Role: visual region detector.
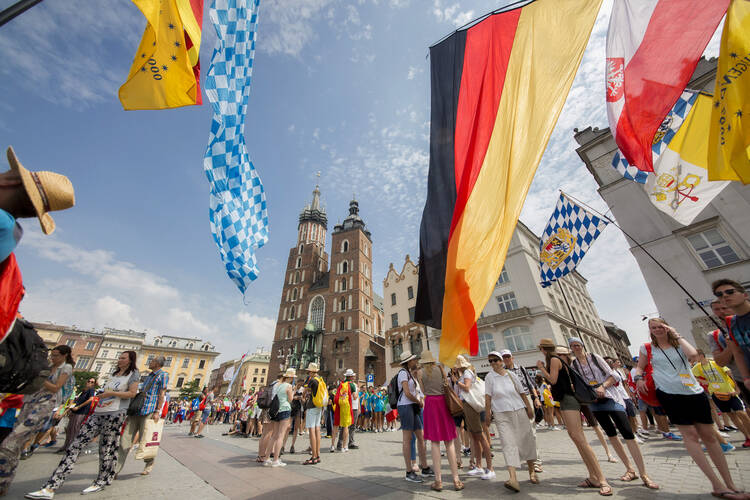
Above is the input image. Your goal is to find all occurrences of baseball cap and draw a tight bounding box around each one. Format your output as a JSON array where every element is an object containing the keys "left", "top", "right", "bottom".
[
  {"left": 488, "top": 351, "right": 502, "bottom": 359},
  {"left": 499, "top": 349, "right": 512, "bottom": 357}
]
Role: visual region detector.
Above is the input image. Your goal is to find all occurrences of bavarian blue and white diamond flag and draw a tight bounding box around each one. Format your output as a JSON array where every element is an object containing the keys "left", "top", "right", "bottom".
[
  {"left": 204, "top": 0, "right": 268, "bottom": 295},
  {"left": 539, "top": 194, "right": 609, "bottom": 288}
]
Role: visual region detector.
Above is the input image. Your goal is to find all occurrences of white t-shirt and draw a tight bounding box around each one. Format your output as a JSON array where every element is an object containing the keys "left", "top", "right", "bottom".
[
  {"left": 459, "top": 369, "right": 475, "bottom": 401},
  {"left": 95, "top": 370, "right": 140, "bottom": 414},
  {"left": 396, "top": 369, "right": 417, "bottom": 406},
  {"left": 485, "top": 370, "right": 525, "bottom": 413},
  {"left": 350, "top": 383, "right": 359, "bottom": 410}
]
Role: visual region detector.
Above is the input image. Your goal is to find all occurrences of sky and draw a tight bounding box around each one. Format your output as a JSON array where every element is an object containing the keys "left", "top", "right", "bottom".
[{"left": 0, "top": 0, "right": 724, "bottom": 364}]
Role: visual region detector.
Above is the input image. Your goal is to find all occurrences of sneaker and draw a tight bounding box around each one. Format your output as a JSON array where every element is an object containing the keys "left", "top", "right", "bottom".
[
  {"left": 188, "top": 432, "right": 194, "bottom": 436},
  {"left": 270, "top": 460, "right": 287, "bottom": 467},
  {"left": 662, "top": 432, "right": 683, "bottom": 441},
  {"left": 342, "top": 447, "right": 349, "bottom": 453},
  {"left": 405, "top": 471, "right": 423, "bottom": 483},
  {"left": 635, "top": 436, "right": 645, "bottom": 445},
  {"left": 422, "top": 467, "right": 435, "bottom": 476},
  {"left": 718, "top": 431, "right": 730, "bottom": 439},
  {"left": 24, "top": 488, "right": 54, "bottom": 499},
  {"left": 81, "top": 484, "right": 103, "bottom": 495},
  {"left": 262, "top": 459, "right": 273, "bottom": 466},
  {"left": 329, "top": 446, "right": 336, "bottom": 453},
  {"left": 41, "top": 441, "right": 57, "bottom": 448},
  {"left": 480, "top": 469, "right": 496, "bottom": 480},
  {"left": 195, "top": 434, "right": 204, "bottom": 438},
  {"left": 743, "top": 438, "right": 750, "bottom": 448},
  {"left": 721, "top": 442, "right": 736, "bottom": 453},
  {"left": 349, "top": 444, "right": 359, "bottom": 449},
  {"left": 467, "top": 467, "right": 484, "bottom": 476},
  {"left": 636, "top": 429, "right": 650, "bottom": 439}
]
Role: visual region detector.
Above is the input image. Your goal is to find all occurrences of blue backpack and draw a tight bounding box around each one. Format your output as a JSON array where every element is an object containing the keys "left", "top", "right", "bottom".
[{"left": 191, "top": 397, "right": 201, "bottom": 411}]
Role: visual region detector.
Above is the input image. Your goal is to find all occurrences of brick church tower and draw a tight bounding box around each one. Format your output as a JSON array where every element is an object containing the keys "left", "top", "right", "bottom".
[{"left": 268, "top": 186, "right": 385, "bottom": 385}]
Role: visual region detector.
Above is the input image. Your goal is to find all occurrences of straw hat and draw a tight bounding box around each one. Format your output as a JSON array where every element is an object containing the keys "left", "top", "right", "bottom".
[
  {"left": 306, "top": 362, "right": 319, "bottom": 372},
  {"left": 419, "top": 351, "right": 437, "bottom": 365},
  {"left": 7, "top": 147, "right": 75, "bottom": 235},
  {"left": 283, "top": 368, "right": 296, "bottom": 378},
  {"left": 538, "top": 338, "right": 556, "bottom": 348},
  {"left": 399, "top": 351, "right": 417, "bottom": 364},
  {"left": 556, "top": 346, "right": 571, "bottom": 355},
  {"left": 453, "top": 354, "right": 471, "bottom": 369}
]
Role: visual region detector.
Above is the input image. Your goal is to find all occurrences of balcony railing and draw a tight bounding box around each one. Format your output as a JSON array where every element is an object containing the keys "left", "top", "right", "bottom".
[{"left": 477, "top": 306, "right": 531, "bottom": 327}]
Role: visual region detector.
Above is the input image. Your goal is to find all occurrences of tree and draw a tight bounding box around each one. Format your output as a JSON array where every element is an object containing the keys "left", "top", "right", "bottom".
[
  {"left": 179, "top": 379, "right": 202, "bottom": 401},
  {"left": 73, "top": 371, "right": 99, "bottom": 393}
]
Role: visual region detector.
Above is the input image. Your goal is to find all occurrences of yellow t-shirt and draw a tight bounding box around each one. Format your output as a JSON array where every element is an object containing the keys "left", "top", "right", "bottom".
[{"left": 692, "top": 360, "right": 735, "bottom": 395}]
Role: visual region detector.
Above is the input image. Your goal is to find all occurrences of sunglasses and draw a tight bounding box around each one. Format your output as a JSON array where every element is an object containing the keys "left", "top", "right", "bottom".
[
  {"left": 489, "top": 358, "right": 501, "bottom": 363},
  {"left": 714, "top": 288, "right": 738, "bottom": 298}
]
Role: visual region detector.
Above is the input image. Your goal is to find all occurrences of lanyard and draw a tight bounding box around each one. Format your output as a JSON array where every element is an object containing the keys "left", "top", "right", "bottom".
[
  {"left": 657, "top": 346, "right": 687, "bottom": 372},
  {"left": 703, "top": 362, "right": 723, "bottom": 384}
]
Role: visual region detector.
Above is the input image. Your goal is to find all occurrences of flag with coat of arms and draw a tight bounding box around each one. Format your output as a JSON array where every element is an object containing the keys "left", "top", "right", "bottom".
[{"left": 539, "top": 194, "right": 609, "bottom": 288}]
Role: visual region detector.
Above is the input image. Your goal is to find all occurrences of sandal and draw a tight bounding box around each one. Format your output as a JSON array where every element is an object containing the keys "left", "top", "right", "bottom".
[
  {"left": 578, "top": 478, "right": 601, "bottom": 489},
  {"left": 303, "top": 458, "right": 315, "bottom": 465},
  {"left": 430, "top": 481, "right": 442, "bottom": 492},
  {"left": 453, "top": 479, "right": 464, "bottom": 491},
  {"left": 619, "top": 470, "right": 638, "bottom": 482},
  {"left": 255, "top": 456, "right": 266, "bottom": 463},
  {"left": 504, "top": 480, "right": 521, "bottom": 493},
  {"left": 711, "top": 492, "right": 746, "bottom": 499},
  {"left": 313, "top": 457, "right": 321, "bottom": 464},
  {"left": 641, "top": 474, "right": 659, "bottom": 490},
  {"left": 599, "top": 484, "right": 613, "bottom": 497},
  {"left": 529, "top": 472, "right": 540, "bottom": 484}
]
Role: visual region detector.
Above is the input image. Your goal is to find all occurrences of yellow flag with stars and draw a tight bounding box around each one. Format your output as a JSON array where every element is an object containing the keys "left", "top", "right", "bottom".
[
  {"left": 708, "top": 0, "right": 750, "bottom": 184},
  {"left": 119, "top": 0, "right": 201, "bottom": 110}
]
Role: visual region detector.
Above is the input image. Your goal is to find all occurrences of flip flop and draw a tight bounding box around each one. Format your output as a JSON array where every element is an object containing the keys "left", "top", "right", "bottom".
[
  {"left": 711, "top": 492, "right": 747, "bottom": 500},
  {"left": 578, "top": 478, "right": 601, "bottom": 488},
  {"left": 504, "top": 480, "right": 521, "bottom": 493},
  {"left": 599, "top": 484, "right": 613, "bottom": 496}
]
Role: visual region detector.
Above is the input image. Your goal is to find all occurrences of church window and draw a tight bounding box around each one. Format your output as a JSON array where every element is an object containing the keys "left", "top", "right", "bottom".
[
  {"left": 341, "top": 278, "right": 347, "bottom": 291},
  {"left": 289, "top": 307, "right": 296, "bottom": 320},
  {"left": 285, "top": 327, "right": 292, "bottom": 339},
  {"left": 294, "top": 271, "right": 300, "bottom": 284},
  {"left": 347, "top": 317, "right": 352, "bottom": 330},
  {"left": 342, "top": 240, "right": 349, "bottom": 253},
  {"left": 340, "top": 297, "right": 346, "bottom": 311},
  {"left": 296, "top": 257, "right": 302, "bottom": 268},
  {"left": 407, "top": 286, "right": 414, "bottom": 300},
  {"left": 310, "top": 296, "right": 324, "bottom": 330},
  {"left": 299, "top": 244, "right": 303, "bottom": 254},
  {"left": 292, "top": 288, "right": 298, "bottom": 301},
  {"left": 342, "top": 261, "right": 348, "bottom": 273},
  {"left": 339, "top": 318, "right": 345, "bottom": 331}
]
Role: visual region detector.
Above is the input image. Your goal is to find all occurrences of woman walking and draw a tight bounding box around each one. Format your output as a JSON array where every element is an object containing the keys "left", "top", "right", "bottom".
[
  {"left": 569, "top": 337, "right": 658, "bottom": 490},
  {"left": 536, "top": 338, "right": 612, "bottom": 496},
  {"left": 485, "top": 351, "right": 538, "bottom": 492},
  {"left": 452, "top": 355, "right": 492, "bottom": 479},
  {"left": 266, "top": 369, "right": 295, "bottom": 467},
  {"left": 418, "top": 351, "right": 463, "bottom": 492},
  {"left": 61, "top": 377, "right": 97, "bottom": 451},
  {"left": 26, "top": 351, "right": 139, "bottom": 499},
  {"left": 635, "top": 319, "right": 747, "bottom": 500}
]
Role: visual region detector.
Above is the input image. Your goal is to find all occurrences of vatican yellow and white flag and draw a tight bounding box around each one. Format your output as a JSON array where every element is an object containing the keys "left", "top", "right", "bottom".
[{"left": 643, "top": 91, "right": 730, "bottom": 225}]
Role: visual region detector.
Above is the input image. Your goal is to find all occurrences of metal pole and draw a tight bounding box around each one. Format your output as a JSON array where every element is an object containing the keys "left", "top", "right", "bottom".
[
  {"left": 558, "top": 282, "right": 588, "bottom": 351},
  {"left": 0, "top": 0, "right": 44, "bottom": 28}
]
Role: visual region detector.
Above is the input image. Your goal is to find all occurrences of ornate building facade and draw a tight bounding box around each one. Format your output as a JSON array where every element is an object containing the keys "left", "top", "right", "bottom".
[{"left": 268, "top": 186, "right": 386, "bottom": 385}]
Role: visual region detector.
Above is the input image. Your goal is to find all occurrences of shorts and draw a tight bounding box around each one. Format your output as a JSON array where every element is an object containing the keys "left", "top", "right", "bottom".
[
  {"left": 462, "top": 401, "right": 482, "bottom": 434},
  {"left": 712, "top": 394, "right": 746, "bottom": 414},
  {"left": 624, "top": 399, "right": 636, "bottom": 418},
  {"left": 637, "top": 398, "right": 665, "bottom": 415},
  {"left": 397, "top": 404, "right": 423, "bottom": 431},
  {"left": 306, "top": 407, "right": 322, "bottom": 428},
  {"left": 272, "top": 410, "right": 291, "bottom": 422},
  {"left": 559, "top": 394, "right": 581, "bottom": 412},
  {"left": 201, "top": 408, "right": 211, "bottom": 424},
  {"left": 739, "top": 383, "right": 750, "bottom": 406},
  {"left": 656, "top": 389, "right": 712, "bottom": 426},
  {"left": 453, "top": 414, "right": 464, "bottom": 428},
  {"left": 592, "top": 409, "right": 635, "bottom": 439}
]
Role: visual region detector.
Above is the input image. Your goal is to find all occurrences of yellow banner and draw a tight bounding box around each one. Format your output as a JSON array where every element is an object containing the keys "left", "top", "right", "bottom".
[
  {"left": 119, "top": 0, "right": 199, "bottom": 110},
  {"left": 708, "top": 0, "right": 750, "bottom": 184}
]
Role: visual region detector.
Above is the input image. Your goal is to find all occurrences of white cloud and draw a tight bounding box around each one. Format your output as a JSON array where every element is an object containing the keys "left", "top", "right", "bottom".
[
  {"left": 263, "top": 0, "right": 335, "bottom": 56},
  {"left": 236, "top": 312, "right": 276, "bottom": 340},
  {"left": 94, "top": 296, "right": 137, "bottom": 329},
  {"left": 406, "top": 65, "right": 422, "bottom": 80}
]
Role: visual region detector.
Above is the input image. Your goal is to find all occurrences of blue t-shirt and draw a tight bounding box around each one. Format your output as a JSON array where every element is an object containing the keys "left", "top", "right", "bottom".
[
  {"left": 0, "top": 209, "right": 22, "bottom": 262},
  {"left": 730, "top": 312, "right": 750, "bottom": 356}
]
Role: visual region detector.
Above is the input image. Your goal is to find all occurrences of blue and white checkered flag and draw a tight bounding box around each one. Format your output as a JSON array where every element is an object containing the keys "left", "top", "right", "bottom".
[
  {"left": 204, "top": 0, "right": 268, "bottom": 295},
  {"left": 539, "top": 194, "right": 608, "bottom": 288},
  {"left": 610, "top": 90, "right": 698, "bottom": 184}
]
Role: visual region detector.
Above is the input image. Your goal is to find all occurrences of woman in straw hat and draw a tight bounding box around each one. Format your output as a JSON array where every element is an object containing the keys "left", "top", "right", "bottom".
[
  {"left": 419, "top": 351, "right": 463, "bottom": 491},
  {"left": 266, "top": 369, "right": 295, "bottom": 467},
  {"left": 452, "top": 354, "right": 492, "bottom": 479},
  {"left": 536, "top": 339, "right": 612, "bottom": 496},
  {"left": 396, "top": 351, "right": 432, "bottom": 483}
]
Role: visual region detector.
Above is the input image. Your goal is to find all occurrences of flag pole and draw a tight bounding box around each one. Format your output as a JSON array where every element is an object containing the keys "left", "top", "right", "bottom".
[
  {"left": 556, "top": 281, "right": 590, "bottom": 351},
  {"left": 0, "top": 0, "right": 43, "bottom": 28},
  {"left": 560, "top": 190, "right": 725, "bottom": 333}
]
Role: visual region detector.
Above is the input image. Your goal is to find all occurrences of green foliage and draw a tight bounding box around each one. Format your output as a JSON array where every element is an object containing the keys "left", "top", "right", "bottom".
[
  {"left": 179, "top": 379, "right": 202, "bottom": 401},
  {"left": 72, "top": 371, "right": 99, "bottom": 393}
]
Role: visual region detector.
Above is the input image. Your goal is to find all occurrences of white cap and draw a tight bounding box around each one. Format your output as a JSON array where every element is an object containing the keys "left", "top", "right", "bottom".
[{"left": 500, "top": 349, "right": 512, "bottom": 357}]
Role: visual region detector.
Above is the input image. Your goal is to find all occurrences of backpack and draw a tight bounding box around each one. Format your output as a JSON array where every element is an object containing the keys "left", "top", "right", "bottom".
[
  {"left": 0, "top": 318, "right": 50, "bottom": 394},
  {"left": 639, "top": 343, "right": 660, "bottom": 407},
  {"left": 268, "top": 383, "right": 282, "bottom": 419},
  {"left": 256, "top": 381, "right": 276, "bottom": 409},
  {"left": 387, "top": 369, "right": 407, "bottom": 408},
  {"left": 191, "top": 397, "right": 201, "bottom": 411},
  {"left": 311, "top": 376, "right": 328, "bottom": 408}
]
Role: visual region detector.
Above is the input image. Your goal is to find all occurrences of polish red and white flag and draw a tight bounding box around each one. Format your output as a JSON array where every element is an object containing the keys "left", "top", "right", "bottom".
[{"left": 606, "top": 0, "right": 728, "bottom": 172}]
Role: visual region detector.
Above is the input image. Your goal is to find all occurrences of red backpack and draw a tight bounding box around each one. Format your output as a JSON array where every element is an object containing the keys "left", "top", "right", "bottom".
[{"left": 638, "top": 343, "right": 660, "bottom": 407}]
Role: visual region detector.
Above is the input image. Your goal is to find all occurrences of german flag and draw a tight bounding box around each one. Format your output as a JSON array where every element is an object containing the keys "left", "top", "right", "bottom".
[{"left": 415, "top": 0, "right": 602, "bottom": 365}]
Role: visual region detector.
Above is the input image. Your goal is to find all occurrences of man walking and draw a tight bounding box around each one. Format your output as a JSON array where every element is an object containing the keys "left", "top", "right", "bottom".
[
  {"left": 337, "top": 369, "right": 358, "bottom": 450},
  {"left": 712, "top": 280, "right": 750, "bottom": 400},
  {"left": 303, "top": 363, "right": 325, "bottom": 464},
  {"left": 116, "top": 355, "right": 168, "bottom": 476}
]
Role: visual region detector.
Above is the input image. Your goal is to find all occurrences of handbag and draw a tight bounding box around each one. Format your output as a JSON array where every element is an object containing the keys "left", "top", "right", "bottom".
[
  {"left": 462, "top": 370, "right": 486, "bottom": 412},
  {"left": 438, "top": 365, "right": 463, "bottom": 417},
  {"left": 557, "top": 357, "right": 598, "bottom": 405},
  {"left": 134, "top": 418, "right": 164, "bottom": 461},
  {"left": 127, "top": 372, "right": 158, "bottom": 417}
]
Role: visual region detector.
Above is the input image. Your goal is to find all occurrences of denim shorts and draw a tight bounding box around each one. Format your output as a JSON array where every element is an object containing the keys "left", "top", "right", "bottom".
[
  {"left": 397, "top": 404, "right": 423, "bottom": 431},
  {"left": 305, "top": 407, "right": 322, "bottom": 428},
  {"left": 272, "top": 410, "right": 291, "bottom": 422},
  {"left": 201, "top": 408, "right": 210, "bottom": 424}
]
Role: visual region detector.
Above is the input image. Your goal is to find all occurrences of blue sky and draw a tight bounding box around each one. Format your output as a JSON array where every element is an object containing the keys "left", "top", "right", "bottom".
[{"left": 0, "top": 0, "right": 723, "bottom": 363}]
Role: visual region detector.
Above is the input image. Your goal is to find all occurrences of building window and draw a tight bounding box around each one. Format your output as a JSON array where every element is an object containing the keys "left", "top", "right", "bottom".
[
  {"left": 340, "top": 297, "right": 346, "bottom": 311},
  {"left": 195, "top": 377, "right": 201, "bottom": 386},
  {"left": 199, "top": 359, "right": 205, "bottom": 369},
  {"left": 296, "top": 257, "right": 302, "bottom": 268},
  {"left": 497, "top": 267, "right": 510, "bottom": 285},
  {"left": 146, "top": 355, "right": 155, "bottom": 366},
  {"left": 289, "top": 307, "right": 296, "bottom": 320},
  {"left": 410, "top": 335, "right": 423, "bottom": 356},
  {"left": 496, "top": 292, "right": 519, "bottom": 313},
  {"left": 176, "top": 377, "right": 185, "bottom": 388},
  {"left": 339, "top": 318, "right": 345, "bottom": 331},
  {"left": 477, "top": 333, "right": 496, "bottom": 357},
  {"left": 342, "top": 261, "right": 348, "bottom": 273},
  {"left": 407, "top": 286, "right": 414, "bottom": 300},
  {"left": 253, "top": 377, "right": 257, "bottom": 383},
  {"left": 165, "top": 356, "right": 172, "bottom": 367},
  {"left": 342, "top": 240, "right": 349, "bottom": 253},
  {"left": 262, "top": 368, "right": 266, "bottom": 374},
  {"left": 292, "top": 288, "right": 298, "bottom": 301},
  {"left": 391, "top": 313, "right": 399, "bottom": 328},
  {"left": 182, "top": 358, "right": 189, "bottom": 368},
  {"left": 95, "top": 362, "right": 104, "bottom": 372},
  {"left": 310, "top": 296, "right": 325, "bottom": 329},
  {"left": 408, "top": 307, "right": 416, "bottom": 323},
  {"left": 102, "top": 350, "right": 109, "bottom": 359},
  {"left": 392, "top": 339, "right": 403, "bottom": 360},
  {"left": 391, "top": 293, "right": 397, "bottom": 306},
  {"left": 66, "top": 339, "right": 76, "bottom": 348},
  {"left": 85, "top": 341, "right": 96, "bottom": 351},
  {"left": 75, "top": 357, "right": 90, "bottom": 370},
  {"left": 686, "top": 228, "right": 741, "bottom": 269},
  {"left": 503, "top": 326, "right": 533, "bottom": 353}
]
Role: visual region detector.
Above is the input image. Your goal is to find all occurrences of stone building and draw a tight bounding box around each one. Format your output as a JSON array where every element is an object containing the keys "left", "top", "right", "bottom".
[
  {"left": 32, "top": 323, "right": 104, "bottom": 371},
  {"left": 574, "top": 57, "right": 750, "bottom": 353},
  {"left": 32, "top": 322, "right": 68, "bottom": 351},
  {"left": 138, "top": 335, "right": 219, "bottom": 396},
  {"left": 90, "top": 328, "right": 146, "bottom": 383},
  {"left": 602, "top": 320, "right": 634, "bottom": 368},
  {"left": 268, "top": 185, "right": 386, "bottom": 386},
  {"left": 229, "top": 349, "right": 271, "bottom": 397}
]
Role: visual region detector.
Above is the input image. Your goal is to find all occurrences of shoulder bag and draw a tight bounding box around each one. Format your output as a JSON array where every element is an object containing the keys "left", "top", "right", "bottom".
[
  {"left": 438, "top": 365, "right": 463, "bottom": 417},
  {"left": 463, "top": 370, "right": 486, "bottom": 412},
  {"left": 553, "top": 355, "right": 597, "bottom": 405},
  {"left": 128, "top": 372, "right": 157, "bottom": 417}
]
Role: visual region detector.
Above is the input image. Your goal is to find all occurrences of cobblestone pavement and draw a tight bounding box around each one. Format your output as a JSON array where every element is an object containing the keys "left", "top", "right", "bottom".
[{"left": 9, "top": 420, "right": 750, "bottom": 499}]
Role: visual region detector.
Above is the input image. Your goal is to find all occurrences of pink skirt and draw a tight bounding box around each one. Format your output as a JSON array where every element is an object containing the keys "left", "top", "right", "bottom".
[{"left": 423, "top": 395, "right": 457, "bottom": 442}]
